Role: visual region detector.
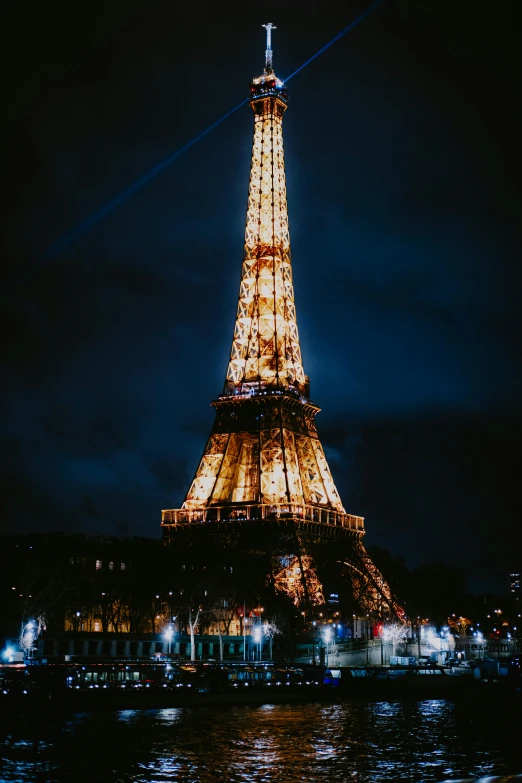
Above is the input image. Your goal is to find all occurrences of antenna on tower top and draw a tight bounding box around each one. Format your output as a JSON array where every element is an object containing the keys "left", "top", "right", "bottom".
[{"left": 262, "top": 22, "right": 276, "bottom": 73}]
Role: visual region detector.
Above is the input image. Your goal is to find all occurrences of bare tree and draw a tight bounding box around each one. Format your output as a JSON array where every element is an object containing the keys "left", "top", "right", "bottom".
[
  {"left": 19, "top": 614, "right": 46, "bottom": 658},
  {"left": 448, "top": 615, "right": 472, "bottom": 637},
  {"left": 187, "top": 606, "right": 202, "bottom": 661},
  {"left": 384, "top": 622, "right": 408, "bottom": 657},
  {"left": 96, "top": 592, "right": 125, "bottom": 633},
  {"left": 262, "top": 621, "right": 280, "bottom": 660},
  {"left": 17, "top": 547, "right": 67, "bottom": 638},
  {"left": 210, "top": 599, "right": 238, "bottom": 661}
]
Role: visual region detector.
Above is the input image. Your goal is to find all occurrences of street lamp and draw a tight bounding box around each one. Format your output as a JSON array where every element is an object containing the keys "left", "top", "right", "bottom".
[
  {"left": 253, "top": 626, "right": 262, "bottom": 661},
  {"left": 323, "top": 626, "right": 332, "bottom": 667},
  {"left": 382, "top": 626, "right": 391, "bottom": 665},
  {"left": 164, "top": 625, "right": 174, "bottom": 656},
  {"left": 242, "top": 608, "right": 248, "bottom": 661},
  {"left": 21, "top": 620, "right": 36, "bottom": 661},
  {"left": 256, "top": 607, "right": 264, "bottom": 660},
  {"left": 312, "top": 621, "right": 317, "bottom": 665}
]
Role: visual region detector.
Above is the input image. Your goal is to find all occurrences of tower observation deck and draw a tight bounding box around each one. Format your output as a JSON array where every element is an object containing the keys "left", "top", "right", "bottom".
[{"left": 162, "top": 26, "right": 403, "bottom": 619}]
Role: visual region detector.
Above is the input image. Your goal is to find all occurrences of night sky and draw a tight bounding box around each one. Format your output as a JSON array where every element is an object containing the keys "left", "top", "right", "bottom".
[{"left": 2, "top": 0, "right": 521, "bottom": 593}]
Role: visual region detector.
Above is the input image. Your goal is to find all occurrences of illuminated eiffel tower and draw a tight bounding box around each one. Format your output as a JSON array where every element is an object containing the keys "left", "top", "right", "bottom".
[{"left": 162, "top": 25, "right": 403, "bottom": 620}]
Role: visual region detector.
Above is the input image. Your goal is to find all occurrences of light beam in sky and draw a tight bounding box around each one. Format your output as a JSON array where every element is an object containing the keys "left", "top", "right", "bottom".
[{"left": 41, "top": 0, "right": 386, "bottom": 261}]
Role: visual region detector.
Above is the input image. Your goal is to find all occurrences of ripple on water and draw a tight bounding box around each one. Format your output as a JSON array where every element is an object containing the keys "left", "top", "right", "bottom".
[{"left": 0, "top": 698, "right": 520, "bottom": 783}]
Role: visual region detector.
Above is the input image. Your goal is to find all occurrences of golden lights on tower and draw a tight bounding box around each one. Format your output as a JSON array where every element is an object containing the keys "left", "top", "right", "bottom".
[
  {"left": 272, "top": 555, "right": 325, "bottom": 607},
  {"left": 161, "top": 23, "right": 404, "bottom": 622},
  {"left": 224, "top": 65, "right": 305, "bottom": 397}
]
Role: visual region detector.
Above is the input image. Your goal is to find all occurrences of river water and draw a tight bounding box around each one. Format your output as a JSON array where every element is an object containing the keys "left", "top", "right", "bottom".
[{"left": 0, "top": 698, "right": 520, "bottom": 783}]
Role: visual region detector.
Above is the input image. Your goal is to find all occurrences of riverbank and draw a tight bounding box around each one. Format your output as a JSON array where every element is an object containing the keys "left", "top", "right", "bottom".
[{"left": 1, "top": 676, "right": 519, "bottom": 714}]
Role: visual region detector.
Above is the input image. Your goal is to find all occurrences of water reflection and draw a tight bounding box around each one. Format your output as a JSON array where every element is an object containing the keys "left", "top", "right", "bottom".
[
  {"left": 118, "top": 709, "right": 139, "bottom": 723},
  {"left": 0, "top": 699, "right": 520, "bottom": 783},
  {"left": 155, "top": 708, "right": 183, "bottom": 726}
]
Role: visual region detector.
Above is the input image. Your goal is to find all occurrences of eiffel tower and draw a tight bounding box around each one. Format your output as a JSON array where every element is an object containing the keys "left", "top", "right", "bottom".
[{"left": 162, "top": 25, "right": 403, "bottom": 621}]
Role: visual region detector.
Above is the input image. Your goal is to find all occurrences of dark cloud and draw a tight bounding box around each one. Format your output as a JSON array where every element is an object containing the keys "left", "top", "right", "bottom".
[
  {"left": 317, "top": 411, "right": 521, "bottom": 592},
  {"left": 2, "top": 0, "right": 521, "bottom": 592}
]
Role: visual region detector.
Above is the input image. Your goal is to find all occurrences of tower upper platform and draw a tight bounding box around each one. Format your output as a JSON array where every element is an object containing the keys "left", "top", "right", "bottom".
[
  {"left": 249, "top": 23, "right": 287, "bottom": 108},
  {"left": 249, "top": 71, "right": 288, "bottom": 106}
]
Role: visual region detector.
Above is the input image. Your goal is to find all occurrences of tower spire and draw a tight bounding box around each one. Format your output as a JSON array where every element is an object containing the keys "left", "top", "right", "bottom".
[{"left": 262, "top": 22, "right": 276, "bottom": 73}]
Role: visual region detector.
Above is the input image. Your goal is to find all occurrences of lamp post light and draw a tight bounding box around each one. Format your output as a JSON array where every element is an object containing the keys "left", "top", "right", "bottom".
[
  {"left": 382, "top": 627, "right": 390, "bottom": 665},
  {"left": 242, "top": 605, "right": 247, "bottom": 662},
  {"left": 253, "top": 626, "right": 262, "bottom": 661},
  {"left": 312, "top": 621, "right": 317, "bottom": 665},
  {"left": 164, "top": 625, "right": 174, "bottom": 656},
  {"left": 336, "top": 623, "right": 342, "bottom": 664},
  {"left": 26, "top": 622, "right": 34, "bottom": 660},
  {"left": 21, "top": 620, "right": 36, "bottom": 662},
  {"left": 323, "top": 626, "right": 332, "bottom": 667},
  {"left": 257, "top": 607, "right": 264, "bottom": 660}
]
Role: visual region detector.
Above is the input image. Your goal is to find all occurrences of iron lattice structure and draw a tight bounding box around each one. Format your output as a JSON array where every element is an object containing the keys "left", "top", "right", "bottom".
[{"left": 162, "top": 27, "right": 403, "bottom": 621}]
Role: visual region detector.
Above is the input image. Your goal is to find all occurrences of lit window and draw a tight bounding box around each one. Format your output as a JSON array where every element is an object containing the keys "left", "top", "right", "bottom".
[
  {"left": 96, "top": 560, "right": 102, "bottom": 570},
  {"left": 69, "top": 557, "right": 75, "bottom": 565},
  {"left": 120, "top": 562, "right": 125, "bottom": 571},
  {"left": 109, "top": 561, "right": 114, "bottom": 570}
]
